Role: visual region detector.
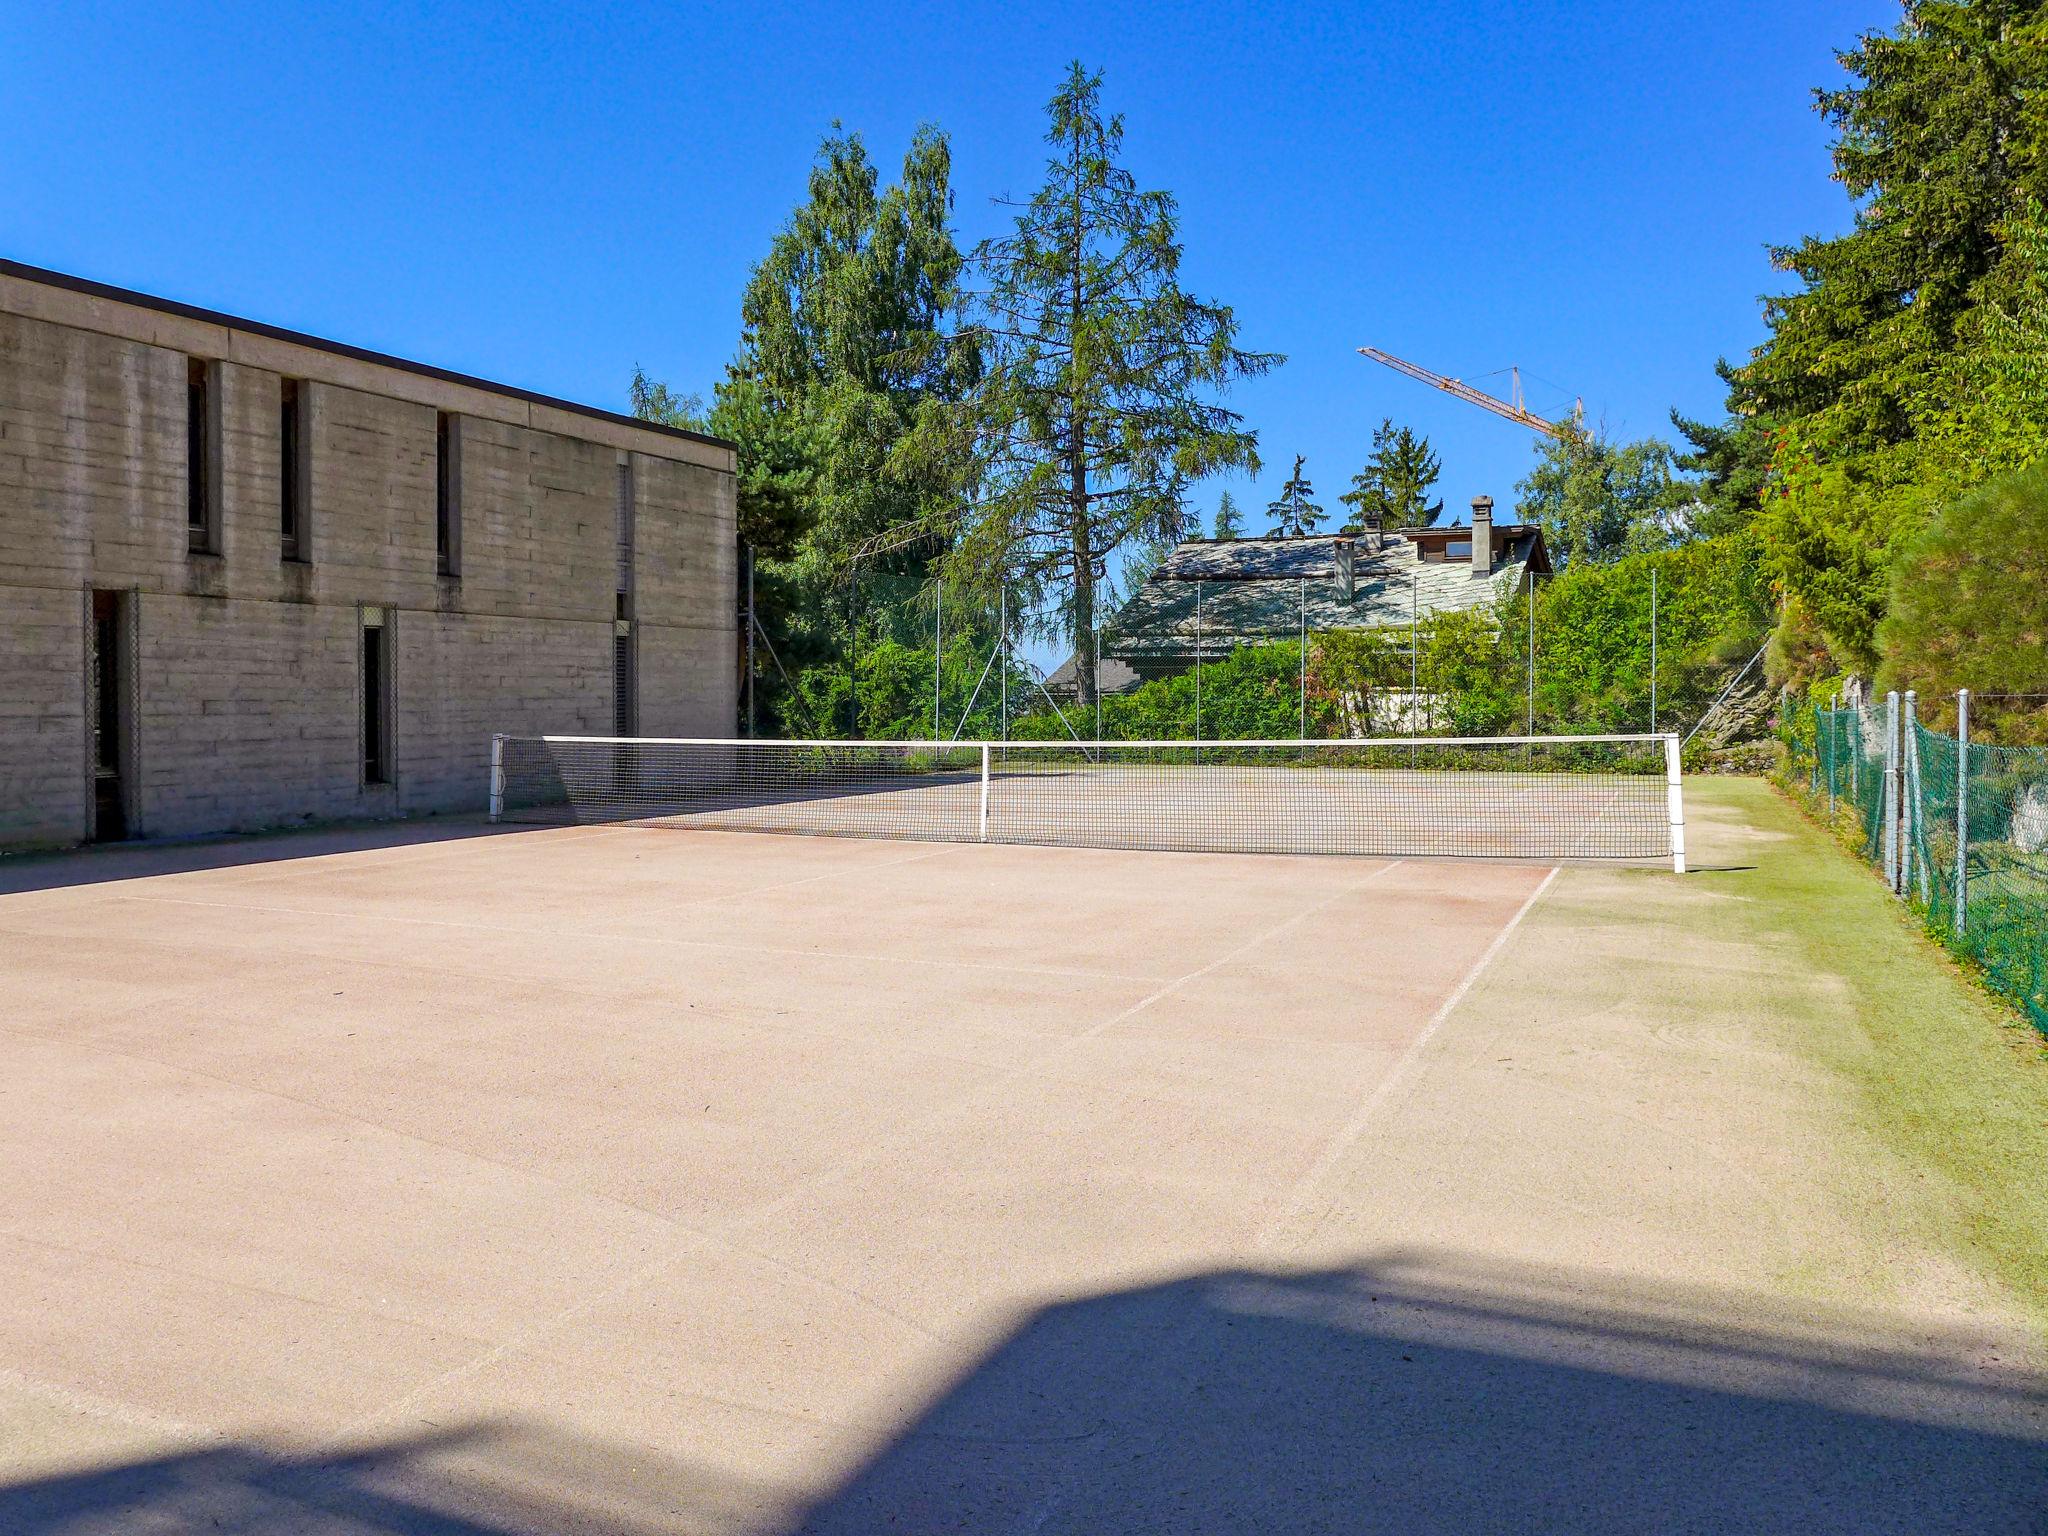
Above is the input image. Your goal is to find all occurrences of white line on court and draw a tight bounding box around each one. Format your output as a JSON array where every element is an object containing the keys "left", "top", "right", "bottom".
[{"left": 1254, "top": 863, "right": 1561, "bottom": 1254}]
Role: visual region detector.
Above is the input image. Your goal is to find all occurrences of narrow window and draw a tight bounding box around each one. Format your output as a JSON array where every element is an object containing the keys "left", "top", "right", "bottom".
[
  {"left": 614, "top": 456, "right": 635, "bottom": 614},
  {"left": 89, "top": 591, "right": 132, "bottom": 841},
  {"left": 186, "top": 359, "right": 217, "bottom": 553},
  {"left": 435, "top": 412, "right": 460, "bottom": 576},
  {"left": 613, "top": 619, "right": 637, "bottom": 736},
  {"left": 362, "top": 607, "right": 392, "bottom": 785},
  {"left": 280, "top": 379, "right": 304, "bottom": 561}
]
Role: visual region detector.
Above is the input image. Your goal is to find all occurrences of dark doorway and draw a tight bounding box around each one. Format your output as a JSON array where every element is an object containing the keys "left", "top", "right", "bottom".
[{"left": 89, "top": 590, "right": 131, "bottom": 841}]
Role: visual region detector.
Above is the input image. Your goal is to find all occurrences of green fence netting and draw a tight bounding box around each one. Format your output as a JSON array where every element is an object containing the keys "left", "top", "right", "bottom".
[{"left": 1786, "top": 697, "right": 2047, "bottom": 1033}]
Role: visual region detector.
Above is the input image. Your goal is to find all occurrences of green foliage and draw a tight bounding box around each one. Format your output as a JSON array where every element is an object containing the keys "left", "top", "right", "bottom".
[
  {"left": 1212, "top": 490, "right": 1245, "bottom": 541},
  {"left": 1011, "top": 641, "right": 1326, "bottom": 741},
  {"left": 941, "top": 62, "right": 1281, "bottom": 706},
  {"left": 664, "top": 123, "right": 978, "bottom": 736},
  {"left": 1514, "top": 427, "right": 1691, "bottom": 568},
  {"left": 1715, "top": 5, "right": 2048, "bottom": 670},
  {"left": 1341, "top": 419, "right": 1444, "bottom": 529},
  {"left": 1878, "top": 463, "right": 2048, "bottom": 744},
  {"left": 1535, "top": 536, "right": 1770, "bottom": 733},
  {"left": 1265, "top": 454, "right": 1324, "bottom": 536},
  {"left": 1669, "top": 362, "right": 1772, "bottom": 538},
  {"left": 628, "top": 369, "right": 706, "bottom": 431}
]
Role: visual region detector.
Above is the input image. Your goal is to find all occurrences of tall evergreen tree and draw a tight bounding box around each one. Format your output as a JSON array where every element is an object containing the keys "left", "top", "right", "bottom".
[
  {"left": 939, "top": 63, "right": 1280, "bottom": 706},
  {"left": 1266, "top": 455, "right": 1325, "bottom": 536},
  {"left": 1340, "top": 419, "right": 1444, "bottom": 529},
  {"left": 720, "top": 124, "right": 979, "bottom": 572},
  {"left": 1212, "top": 489, "right": 1245, "bottom": 540}
]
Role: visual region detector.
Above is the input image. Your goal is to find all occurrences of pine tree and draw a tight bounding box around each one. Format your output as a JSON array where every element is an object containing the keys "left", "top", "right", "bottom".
[
  {"left": 1266, "top": 455, "right": 1324, "bottom": 537},
  {"left": 1212, "top": 489, "right": 1244, "bottom": 540},
  {"left": 1340, "top": 419, "right": 1444, "bottom": 530},
  {"left": 939, "top": 63, "right": 1280, "bottom": 706}
]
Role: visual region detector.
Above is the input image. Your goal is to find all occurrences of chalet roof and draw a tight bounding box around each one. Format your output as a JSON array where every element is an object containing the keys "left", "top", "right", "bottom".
[{"left": 1102, "top": 528, "right": 1544, "bottom": 660}]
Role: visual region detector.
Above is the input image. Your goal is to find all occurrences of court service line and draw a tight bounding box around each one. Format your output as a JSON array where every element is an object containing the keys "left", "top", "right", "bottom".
[{"left": 1255, "top": 864, "right": 1561, "bottom": 1253}]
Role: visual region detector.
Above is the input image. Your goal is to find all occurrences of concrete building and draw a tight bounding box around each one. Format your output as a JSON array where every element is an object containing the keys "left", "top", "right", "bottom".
[{"left": 0, "top": 260, "right": 738, "bottom": 851}]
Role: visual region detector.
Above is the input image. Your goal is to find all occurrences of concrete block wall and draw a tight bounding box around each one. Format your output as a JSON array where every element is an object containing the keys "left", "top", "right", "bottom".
[{"left": 0, "top": 270, "right": 738, "bottom": 851}]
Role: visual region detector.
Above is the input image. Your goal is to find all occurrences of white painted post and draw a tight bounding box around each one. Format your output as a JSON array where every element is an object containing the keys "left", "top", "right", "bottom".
[
  {"left": 978, "top": 742, "right": 991, "bottom": 843},
  {"left": 1900, "top": 692, "right": 1916, "bottom": 909},
  {"left": 1955, "top": 689, "right": 1969, "bottom": 937},
  {"left": 1665, "top": 732, "right": 1686, "bottom": 875},
  {"left": 488, "top": 733, "right": 505, "bottom": 822},
  {"left": 1194, "top": 580, "right": 1203, "bottom": 743},
  {"left": 934, "top": 580, "right": 942, "bottom": 739},
  {"left": 1883, "top": 691, "right": 1901, "bottom": 894}
]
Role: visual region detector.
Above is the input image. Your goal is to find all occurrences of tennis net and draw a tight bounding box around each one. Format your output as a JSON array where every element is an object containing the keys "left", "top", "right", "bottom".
[{"left": 491, "top": 735, "right": 1685, "bottom": 868}]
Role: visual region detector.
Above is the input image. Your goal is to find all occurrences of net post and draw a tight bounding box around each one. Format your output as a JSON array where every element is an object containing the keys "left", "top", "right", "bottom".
[
  {"left": 1664, "top": 732, "right": 1686, "bottom": 874},
  {"left": 488, "top": 733, "right": 505, "bottom": 823},
  {"left": 978, "top": 742, "right": 990, "bottom": 843},
  {"left": 1883, "top": 691, "right": 1901, "bottom": 894},
  {"left": 1954, "top": 689, "right": 1969, "bottom": 937}
]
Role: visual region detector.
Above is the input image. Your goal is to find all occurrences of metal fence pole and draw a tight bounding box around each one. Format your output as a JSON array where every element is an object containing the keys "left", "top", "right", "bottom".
[
  {"left": 1298, "top": 578, "right": 1307, "bottom": 739},
  {"left": 999, "top": 585, "right": 1008, "bottom": 744},
  {"left": 745, "top": 546, "right": 756, "bottom": 739},
  {"left": 1650, "top": 566, "right": 1658, "bottom": 734},
  {"left": 1526, "top": 574, "right": 1536, "bottom": 736},
  {"left": 1410, "top": 574, "right": 1418, "bottom": 737},
  {"left": 1094, "top": 597, "right": 1102, "bottom": 746},
  {"left": 1883, "top": 691, "right": 1901, "bottom": 894},
  {"left": 488, "top": 733, "right": 505, "bottom": 822},
  {"left": 1955, "top": 689, "right": 1970, "bottom": 937},
  {"left": 1905, "top": 689, "right": 1929, "bottom": 903},
  {"left": 1194, "top": 580, "right": 1203, "bottom": 743},
  {"left": 934, "top": 580, "right": 942, "bottom": 739}
]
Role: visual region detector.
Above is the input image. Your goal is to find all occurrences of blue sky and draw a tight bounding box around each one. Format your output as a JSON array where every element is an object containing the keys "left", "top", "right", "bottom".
[{"left": 5, "top": 0, "right": 1886, "bottom": 541}]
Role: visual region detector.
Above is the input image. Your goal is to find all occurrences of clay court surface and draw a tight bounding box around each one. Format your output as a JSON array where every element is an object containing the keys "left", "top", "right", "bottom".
[{"left": 1, "top": 789, "right": 2043, "bottom": 1532}]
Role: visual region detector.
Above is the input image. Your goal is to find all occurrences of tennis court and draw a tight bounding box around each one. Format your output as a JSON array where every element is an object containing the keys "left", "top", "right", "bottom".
[{"left": 1, "top": 785, "right": 2042, "bottom": 1532}]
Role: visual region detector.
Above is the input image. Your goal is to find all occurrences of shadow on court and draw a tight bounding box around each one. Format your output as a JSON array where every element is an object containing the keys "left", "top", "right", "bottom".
[
  {"left": 0, "top": 816, "right": 520, "bottom": 897},
  {"left": 5, "top": 1250, "right": 2040, "bottom": 1534}
]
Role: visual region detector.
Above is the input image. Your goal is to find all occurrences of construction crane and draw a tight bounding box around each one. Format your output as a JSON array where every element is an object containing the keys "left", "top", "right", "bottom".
[{"left": 1357, "top": 347, "right": 1579, "bottom": 439}]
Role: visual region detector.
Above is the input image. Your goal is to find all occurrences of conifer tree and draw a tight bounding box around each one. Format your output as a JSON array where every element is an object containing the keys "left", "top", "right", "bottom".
[
  {"left": 940, "top": 63, "right": 1280, "bottom": 705},
  {"left": 1266, "top": 455, "right": 1324, "bottom": 537}
]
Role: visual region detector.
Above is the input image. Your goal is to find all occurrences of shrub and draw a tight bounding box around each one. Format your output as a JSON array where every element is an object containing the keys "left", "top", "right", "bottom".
[{"left": 1878, "top": 463, "right": 2048, "bottom": 743}]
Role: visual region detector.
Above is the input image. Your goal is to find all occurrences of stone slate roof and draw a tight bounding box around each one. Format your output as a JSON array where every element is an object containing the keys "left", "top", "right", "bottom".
[{"left": 1102, "top": 529, "right": 1543, "bottom": 661}]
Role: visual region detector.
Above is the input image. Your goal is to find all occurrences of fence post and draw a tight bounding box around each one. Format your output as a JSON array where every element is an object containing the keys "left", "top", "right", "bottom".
[
  {"left": 1298, "top": 578, "right": 1307, "bottom": 739},
  {"left": 746, "top": 546, "right": 757, "bottom": 739},
  {"left": 1665, "top": 732, "right": 1687, "bottom": 875},
  {"left": 1094, "top": 584, "right": 1103, "bottom": 747},
  {"left": 1649, "top": 566, "right": 1658, "bottom": 734},
  {"left": 1883, "top": 691, "right": 1901, "bottom": 894},
  {"left": 1955, "top": 689, "right": 1970, "bottom": 938},
  {"left": 1824, "top": 709, "right": 1835, "bottom": 816},
  {"left": 934, "top": 580, "right": 942, "bottom": 740},
  {"left": 979, "top": 742, "right": 991, "bottom": 842},
  {"left": 1905, "top": 690, "right": 1930, "bottom": 903},
  {"left": 488, "top": 733, "right": 505, "bottom": 823},
  {"left": 1194, "top": 580, "right": 1203, "bottom": 743}
]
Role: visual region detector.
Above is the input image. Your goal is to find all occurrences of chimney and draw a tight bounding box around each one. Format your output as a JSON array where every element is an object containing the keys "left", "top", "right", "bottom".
[
  {"left": 1361, "top": 511, "right": 1383, "bottom": 553},
  {"left": 1470, "top": 495, "right": 1494, "bottom": 577},
  {"left": 1334, "top": 537, "right": 1356, "bottom": 601}
]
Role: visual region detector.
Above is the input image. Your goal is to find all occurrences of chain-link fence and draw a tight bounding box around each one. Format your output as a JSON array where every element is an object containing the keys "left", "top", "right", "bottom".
[{"left": 1789, "top": 690, "right": 2047, "bottom": 1033}]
